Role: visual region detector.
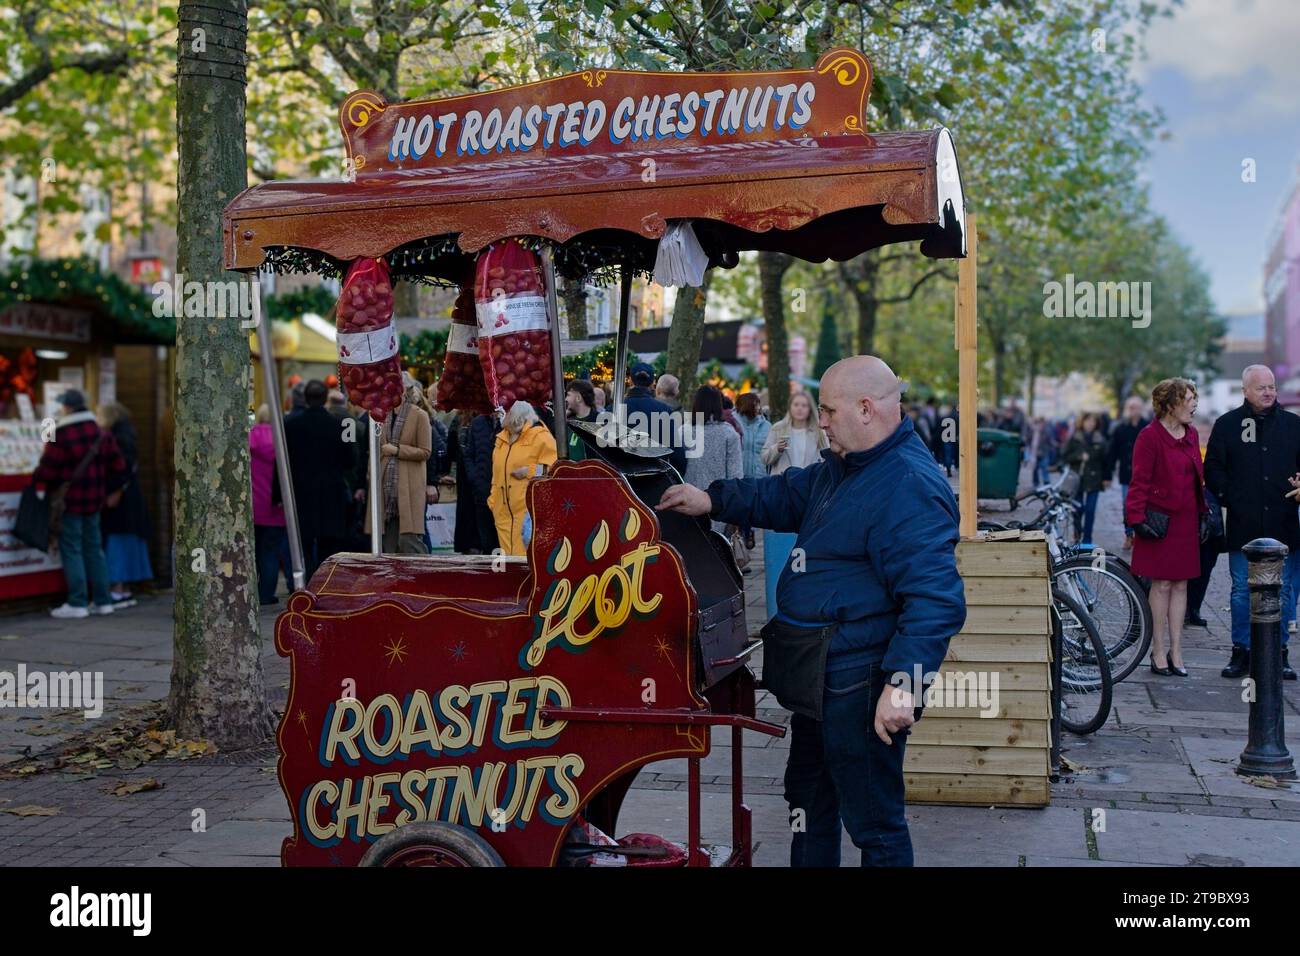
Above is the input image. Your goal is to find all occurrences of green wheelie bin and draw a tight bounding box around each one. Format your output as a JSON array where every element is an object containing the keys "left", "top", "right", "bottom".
[{"left": 977, "top": 428, "right": 1022, "bottom": 508}]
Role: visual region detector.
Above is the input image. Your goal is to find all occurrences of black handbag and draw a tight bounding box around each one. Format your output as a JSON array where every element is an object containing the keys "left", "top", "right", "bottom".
[
  {"left": 1134, "top": 508, "right": 1169, "bottom": 540},
  {"left": 759, "top": 618, "right": 834, "bottom": 721},
  {"left": 13, "top": 483, "right": 50, "bottom": 552}
]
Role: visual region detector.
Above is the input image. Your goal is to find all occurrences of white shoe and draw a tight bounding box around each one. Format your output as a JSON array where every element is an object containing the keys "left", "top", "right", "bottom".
[
  {"left": 50, "top": 604, "right": 89, "bottom": 619},
  {"left": 89, "top": 603, "right": 115, "bottom": 616}
]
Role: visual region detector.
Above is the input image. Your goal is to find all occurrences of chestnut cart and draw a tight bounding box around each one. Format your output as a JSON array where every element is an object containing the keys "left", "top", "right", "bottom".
[{"left": 222, "top": 47, "right": 968, "bottom": 867}]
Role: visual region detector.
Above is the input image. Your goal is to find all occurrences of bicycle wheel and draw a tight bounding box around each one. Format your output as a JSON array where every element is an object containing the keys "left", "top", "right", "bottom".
[
  {"left": 1052, "top": 587, "right": 1114, "bottom": 735},
  {"left": 1054, "top": 555, "right": 1153, "bottom": 683}
]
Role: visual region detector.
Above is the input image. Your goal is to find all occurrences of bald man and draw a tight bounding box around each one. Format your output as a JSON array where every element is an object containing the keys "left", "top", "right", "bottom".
[
  {"left": 1204, "top": 364, "right": 1300, "bottom": 679},
  {"left": 658, "top": 355, "right": 966, "bottom": 866}
]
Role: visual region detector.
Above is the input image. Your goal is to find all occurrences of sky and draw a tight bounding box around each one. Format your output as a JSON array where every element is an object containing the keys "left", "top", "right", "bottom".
[{"left": 1138, "top": 0, "right": 1300, "bottom": 317}]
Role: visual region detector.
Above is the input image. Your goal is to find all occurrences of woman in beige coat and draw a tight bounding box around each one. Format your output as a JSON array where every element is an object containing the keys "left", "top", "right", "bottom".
[
  {"left": 365, "top": 375, "right": 432, "bottom": 554},
  {"left": 758, "top": 390, "right": 827, "bottom": 615}
]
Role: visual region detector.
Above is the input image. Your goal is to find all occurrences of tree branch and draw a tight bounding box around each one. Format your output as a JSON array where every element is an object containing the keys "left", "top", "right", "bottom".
[
  {"left": 878, "top": 266, "right": 956, "bottom": 304},
  {"left": 0, "top": 48, "right": 131, "bottom": 112}
]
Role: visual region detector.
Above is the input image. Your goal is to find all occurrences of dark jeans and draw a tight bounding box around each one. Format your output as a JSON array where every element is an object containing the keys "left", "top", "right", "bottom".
[
  {"left": 303, "top": 536, "right": 347, "bottom": 581},
  {"left": 1186, "top": 539, "right": 1221, "bottom": 617},
  {"left": 59, "top": 511, "right": 112, "bottom": 608},
  {"left": 1074, "top": 490, "right": 1100, "bottom": 544},
  {"left": 785, "top": 661, "right": 913, "bottom": 867},
  {"left": 254, "top": 525, "right": 291, "bottom": 603}
]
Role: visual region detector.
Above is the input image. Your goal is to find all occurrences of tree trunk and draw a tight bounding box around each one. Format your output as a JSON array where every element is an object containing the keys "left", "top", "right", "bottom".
[
  {"left": 1026, "top": 352, "right": 1038, "bottom": 418},
  {"left": 392, "top": 280, "right": 420, "bottom": 322},
  {"left": 990, "top": 334, "right": 1006, "bottom": 409},
  {"left": 664, "top": 271, "right": 713, "bottom": 395},
  {"left": 171, "top": 0, "right": 273, "bottom": 748},
  {"left": 562, "top": 277, "right": 589, "bottom": 340},
  {"left": 758, "top": 251, "right": 793, "bottom": 419},
  {"left": 837, "top": 253, "right": 880, "bottom": 355}
]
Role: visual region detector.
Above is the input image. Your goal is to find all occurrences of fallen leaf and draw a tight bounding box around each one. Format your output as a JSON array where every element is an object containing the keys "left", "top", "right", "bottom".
[
  {"left": 0, "top": 805, "right": 59, "bottom": 817},
  {"left": 1059, "top": 756, "right": 1090, "bottom": 773},
  {"left": 109, "top": 778, "right": 163, "bottom": 797},
  {"left": 1244, "top": 776, "right": 1293, "bottom": 790},
  {"left": 15, "top": 766, "right": 37, "bottom": 775},
  {"left": 0, "top": 634, "right": 19, "bottom": 641}
]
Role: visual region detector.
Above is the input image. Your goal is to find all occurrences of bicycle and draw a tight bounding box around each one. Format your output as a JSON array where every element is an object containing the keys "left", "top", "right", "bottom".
[
  {"left": 1051, "top": 585, "right": 1114, "bottom": 735},
  {"left": 980, "top": 469, "right": 1153, "bottom": 683}
]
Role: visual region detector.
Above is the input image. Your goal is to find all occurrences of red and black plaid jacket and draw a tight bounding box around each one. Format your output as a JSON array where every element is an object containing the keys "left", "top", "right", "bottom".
[{"left": 33, "top": 411, "right": 128, "bottom": 515}]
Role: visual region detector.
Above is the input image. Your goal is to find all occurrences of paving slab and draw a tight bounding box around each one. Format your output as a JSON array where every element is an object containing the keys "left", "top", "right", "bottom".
[{"left": 1092, "top": 808, "right": 1300, "bottom": 866}]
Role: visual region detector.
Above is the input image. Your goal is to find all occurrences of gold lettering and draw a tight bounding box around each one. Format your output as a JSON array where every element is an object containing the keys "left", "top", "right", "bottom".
[
  {"left": 305, "top": 780, "right": 339, "bottom": 840},
  {"left": 525, "top": 542, "right": 663, "bottom": 668},
  {"left": 530, "top": 676, "right": 570, "bottom": 740},
  {"left": 437, "top": 685, "right": 473, "bottom": 750},
  {"left": 396, "top": 769, "right": 428, "bottom": 826},
  {"left": 323, "top": 698, "right": 365, "bottom": 762},
  {"left": 367, "top": 771, "right": 401, "bottom": 836},
  {"left": 400, "top": 690, "right": 442, "bottom": 756},
  {"left": 545, "top": 754, "right": 585, "bottom": 819},
  {"left": 498, "top": 678, "right": 536, "bottom": 745},
  {"left": 467, "top": 680, "right": 508, "bottom": 748}
]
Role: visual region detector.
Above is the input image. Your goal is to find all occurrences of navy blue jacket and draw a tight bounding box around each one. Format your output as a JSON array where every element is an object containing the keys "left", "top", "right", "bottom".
[
  {"left": 625, "top": 386, "right": 687, "bottom": 475},
  {"left": 707, "top": 416, "right": 966, "bottom": 676},
  {"left": 465, "top": 413, "right": 499, "bottom": 506}
]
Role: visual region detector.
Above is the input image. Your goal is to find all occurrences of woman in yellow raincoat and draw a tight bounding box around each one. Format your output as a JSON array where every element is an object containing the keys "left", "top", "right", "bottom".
[{"left": 488, "top": 401, "right": 558, "bottom": 556}]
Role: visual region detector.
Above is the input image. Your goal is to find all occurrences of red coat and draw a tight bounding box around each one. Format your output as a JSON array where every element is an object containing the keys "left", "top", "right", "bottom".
[{"left": 1125, "top": 421, "right": 1207, "bottom": 580}]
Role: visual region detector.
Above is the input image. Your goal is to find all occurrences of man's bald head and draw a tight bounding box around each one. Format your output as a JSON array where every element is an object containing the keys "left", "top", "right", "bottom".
[
  {"left": 817, "top": 355, "right": 905, "bottom": 456},
  {"left": 1242, "top": 364, "right": 1277, "bottom": 413}
]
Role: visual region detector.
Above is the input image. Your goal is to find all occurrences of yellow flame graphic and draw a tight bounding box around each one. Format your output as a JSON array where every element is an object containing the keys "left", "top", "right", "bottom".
[
  {"left": 554, "top": 536, "right": 572, "bottom": 573},
  {"left": 623, "top": 508, "right": 641, "bottom": 541},
  {"left": 591, "top": 520, "right": 610, "bottom": 561}
]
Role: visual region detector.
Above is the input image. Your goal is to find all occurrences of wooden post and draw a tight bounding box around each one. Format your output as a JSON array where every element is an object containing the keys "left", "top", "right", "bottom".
[{"left": 955, "top": 213, "right": 978, "bottom": 537}]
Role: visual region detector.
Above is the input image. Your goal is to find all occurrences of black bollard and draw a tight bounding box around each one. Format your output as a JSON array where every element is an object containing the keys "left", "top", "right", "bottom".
[{"left": 1238, "top": 538, "right": 1297, "bottom": 779}]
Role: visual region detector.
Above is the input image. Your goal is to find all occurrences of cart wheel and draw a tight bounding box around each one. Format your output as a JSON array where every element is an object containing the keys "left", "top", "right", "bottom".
[{"left": 358, "top": 822, "right": 505, "bottom": 868}]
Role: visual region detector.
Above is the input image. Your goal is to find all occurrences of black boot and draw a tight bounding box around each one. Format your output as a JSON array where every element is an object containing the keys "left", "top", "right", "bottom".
[
  {"left": 1221, "top": 646, "right": 1250, "bottom": 679},
  {"left": 1284, "top": 648, "right": 1297, "bottom": 681}
]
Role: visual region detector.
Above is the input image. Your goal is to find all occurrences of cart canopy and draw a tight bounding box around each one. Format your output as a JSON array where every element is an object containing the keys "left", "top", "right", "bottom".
[{"left": 224, "top": 49, "right": 966, "bottom": 279}]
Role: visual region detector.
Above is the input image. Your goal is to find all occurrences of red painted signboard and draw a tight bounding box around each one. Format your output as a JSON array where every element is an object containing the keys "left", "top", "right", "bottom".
[
  {"left": 275, "top": 459, "right": 711, "bottom": 867},
  {"left": 339, "top": 48, "right": 872, "bottom": 176}
]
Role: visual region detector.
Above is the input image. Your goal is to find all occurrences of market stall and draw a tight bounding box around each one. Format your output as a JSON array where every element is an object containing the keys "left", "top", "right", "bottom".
[
  {"left": 0, "top": 259, "right": 174, "bottom": 601},
  {"left": 224, "top": 47, "right": 1048, "bottom": 867}
]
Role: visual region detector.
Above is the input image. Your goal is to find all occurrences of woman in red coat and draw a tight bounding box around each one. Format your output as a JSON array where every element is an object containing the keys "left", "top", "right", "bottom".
[{"left": 1125, "top": 378, "right": 1210, "bottom": 676}]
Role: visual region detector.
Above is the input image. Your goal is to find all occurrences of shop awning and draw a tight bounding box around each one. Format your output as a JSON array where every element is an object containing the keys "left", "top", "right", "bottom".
[{"left": 223, "top": 127, "right": 966, "bottom": 279}]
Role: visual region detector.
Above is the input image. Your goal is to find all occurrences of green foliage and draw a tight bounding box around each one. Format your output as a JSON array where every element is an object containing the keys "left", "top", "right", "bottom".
[
  {"left": 812, "top": 302, "right": 841, "bottom": 380},
  {"left": 400, "top": 327, "right": 450, "bottom": 371},
  {"left": 562, "top": 338, "right": 636, "bottom": 382},
  {"left": 0, "top": 257, "right": 170, "bottom": 344}
]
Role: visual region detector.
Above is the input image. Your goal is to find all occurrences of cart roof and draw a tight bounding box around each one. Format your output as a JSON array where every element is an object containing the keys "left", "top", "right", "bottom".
[{"left": 224, "top": 49, "right": 966, "bottom": 279}]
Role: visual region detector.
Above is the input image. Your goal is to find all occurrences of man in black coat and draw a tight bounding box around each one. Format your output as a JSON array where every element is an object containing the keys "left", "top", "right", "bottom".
[
  {"left": 1204, "top": 364, "right": 1300, "bottom": 679},
  {"left": 1105, "top": 396, "right": 1148, "bottom": 551},
  {"left": 279, "top": 380, "right": 357, "bottom": 580},
  {"left": 464, "top": 411, "right": 500, "bottom": 553}
]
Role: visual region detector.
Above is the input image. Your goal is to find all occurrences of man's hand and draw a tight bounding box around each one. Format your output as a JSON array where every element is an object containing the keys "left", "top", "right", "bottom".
[
  {"left": 381, "top": 442, "right": 398, "bottom": 457},
  {"left": 425, "top": 485, "right": 439, "bottom": 504},
  {"left": 656, "top": 483, "right": 713, "bottom": 516},
  {"left": 874, "top": 683, "right": 915, "bottom": 745},
  {"left": 511, "top": 466, "right": 530, "bottom": 479}
]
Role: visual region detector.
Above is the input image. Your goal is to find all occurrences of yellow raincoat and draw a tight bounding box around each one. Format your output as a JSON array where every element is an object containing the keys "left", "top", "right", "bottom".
[{"left": 487, "top": 422, "right": 558, "bottom": 556}]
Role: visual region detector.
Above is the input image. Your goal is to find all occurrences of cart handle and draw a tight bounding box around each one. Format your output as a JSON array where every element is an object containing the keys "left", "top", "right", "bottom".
[
  {"left": 539, "top": 706, "right": 786, "bottom": 738},
  {"left": 710, "top": 640, "right": 761, "bottom": 668}
]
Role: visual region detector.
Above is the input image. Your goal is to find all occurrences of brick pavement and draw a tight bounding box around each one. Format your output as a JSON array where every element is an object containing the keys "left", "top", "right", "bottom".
[{"left": 2, "top": 465, "right": 1299, "bottom": 866}]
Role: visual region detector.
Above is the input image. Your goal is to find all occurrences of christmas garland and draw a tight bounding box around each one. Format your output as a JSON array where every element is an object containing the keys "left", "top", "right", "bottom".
[{"left": 0, "top": 257, "right": 170, "bottom": 344}]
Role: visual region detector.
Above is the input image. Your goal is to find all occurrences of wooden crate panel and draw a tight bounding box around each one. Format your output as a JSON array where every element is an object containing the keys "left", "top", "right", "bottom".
[
  {"left": 920, "top": 690, "right": 1051, "bottom": 721},
  {"left": 905, "top": 744, "right": 1049, "bottom": 777},
  {"left": 961, "top": 575, "right": 1051, "bottom": 606},
  {"left": 961, "top": 605, "right": 1050, "bottom": 635},
  {"left": 905, "top": 772, "right": 1051, "bottom": 807},
  {"left": 956, "top": 540, "right": 1049, "bottom": 577},
  {"left": 946, "top": 633, "right": 1051, "bottom": 663},
  {"left": 908, "top": 717, "right": 1049, "bottom": 749},
  {"left": 937, "top": 662, "right": 1050, "bottom": 691}
]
